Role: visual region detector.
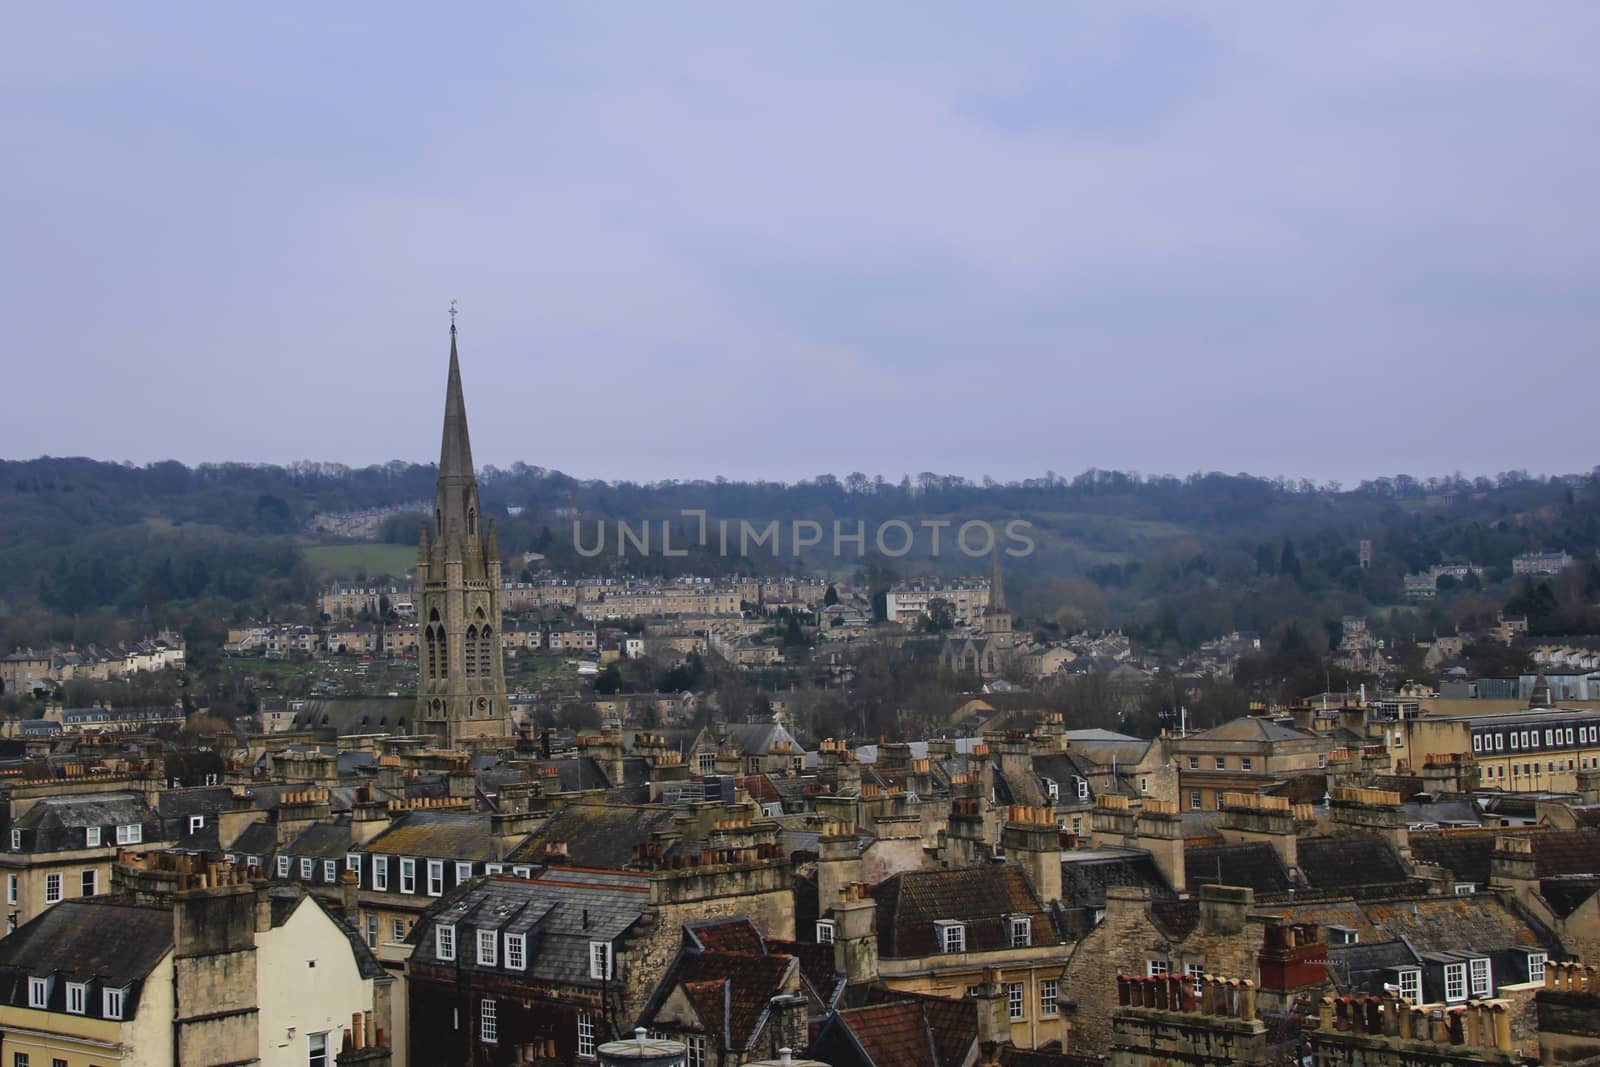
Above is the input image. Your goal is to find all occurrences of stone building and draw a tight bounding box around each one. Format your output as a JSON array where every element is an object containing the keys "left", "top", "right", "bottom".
[{"left": 415, "top": 320, "right": 509, "bottom": 748}]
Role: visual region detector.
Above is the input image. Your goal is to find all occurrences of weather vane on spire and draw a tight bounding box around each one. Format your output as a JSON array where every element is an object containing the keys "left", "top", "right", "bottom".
[{"left": 448, "top": 298, "right": 459, "bottom": 330}]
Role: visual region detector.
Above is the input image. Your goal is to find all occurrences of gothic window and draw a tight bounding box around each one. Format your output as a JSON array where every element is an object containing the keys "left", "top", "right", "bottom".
[
  {"left": 424, "top": 627, "right": 438, "bottom": 678},
  {"left": 465, "top": 625, "right": 479, "bottom": 676},
  {"left": 438, "top": 631, "right": 448, "bottom": 678},
  {"left": 468, "top": 508, "right": 477, "bottom": 536},
  {"left": 479, "top": 626, "right": 493, "bottom": 675}
]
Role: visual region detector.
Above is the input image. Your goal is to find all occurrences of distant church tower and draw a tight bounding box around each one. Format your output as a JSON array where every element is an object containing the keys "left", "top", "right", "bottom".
[
  {"left": 415, "top": 315, "right": 508, "bottom": 748},
  {"left": 981, "top": 547, "right": 1014, "bottom": 646}
]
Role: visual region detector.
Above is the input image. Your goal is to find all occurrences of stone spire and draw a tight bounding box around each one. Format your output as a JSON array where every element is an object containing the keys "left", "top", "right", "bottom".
[
  {"left": 433, "top": 320, "right": 481, "bottom": 548},
  {"left": 989, "top": 547, "right": 1007, "bottom": 614}
]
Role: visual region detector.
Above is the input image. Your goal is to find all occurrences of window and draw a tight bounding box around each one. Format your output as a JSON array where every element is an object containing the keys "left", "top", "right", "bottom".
[
  {"left": 1444, "top": 962, "right": 1467, "bottom": 1003},
  {"left": 456, "top": 861, "right": 472, "bottom": 885},
  {"left": 277, "top": 855, "right": 291, "bottom": 877},
  {"left": 85, "top": 826, "right": 101, "bottom": 848},
  {"left": 308, "top": 1031, "right": 329, "bottom": 1067},
  {"left": 478, "top": 928, "right": 498, "bottom": 966},
  {"left": 1495, "top": 734, "right": 1504, "bottom": 751},
  {"left": 1043, "top": 777, "right": 1058, "bottom": 801},
  {"left": 399, "top": 858, "right": 416, "bottom": 894},
  {"left": 45, "top": 873, "right": 61, "bottom": 904},
  {"left": 1076, "top": 778, "right": 1090, "bottom": 800},
  {"left": 697, "top": 753, "right": 716, "bottom": 775},
  {"left": 1473, "top": 736, "right": 1482, "bottom": 753},
  {"left": 365, "top": 915, "right": 377, "bottom": 949},
  {"left": 1528, "top": 952, "right": 1547, "bottom": 985},
  {"left": 116, "top": 824, "right": 141, "bottom": 845},
  {"left": 816, "top": 920, "right": 836, "bottom": 944},
  {"left": 485, "top": 863, "right": 504, "bottom": 875},
  {"left": 1214, "top": 757, "right": 1225, "bottom": 770},
  {"left": 347, "top": 854, "right": 362, "bottom": 885},
  {"left": 938, "top": 922, "right": 966, "bottom": 953},
  {"left": 188, "top": 815, "right": 205, "bottom": 835},
  {"left": 323, "top": 860, "right": 337, "bottom": 883},
  {"left": 1511, "top": 733, "right": 1520, "bottom": 750},
  {"left": 589, "top": 941, "right": 613, "bottom": 980},
  {"left": 1007, "top": 982, "right": 1024, "bottom": 1019},
  {"left": 1398, "top": 968, "right": 1421, "bottom": 1003},
  {"left": 9, "top": 829, "right": 19, "bottom": 851},
  {"left": 578, "top": 1010, "right": 596, "bottom": 1058},
  {"left": 1040, "top": 978, "right": 1059, "bottom": 1016},
  {"left": 436, "top": 923, "right": 456, "bottom": 961},
  {"left": 1454, "top": 883, "right": 1476, "bottom": 895},
  {"left": 506, "top": 932, "right": 526, "bottom": 970},
  {"left": 1190, "top": 791, "right": 1202, "bottom": 810},
  {"left": 1469, "top": 957, "right": 1492, "bottom": 997},
  {"left": 1148, "top": 959, "right": 1169, "bottom": 977},
  {"left": 686, "top": 1035, "right": 706, "bottom": 1067},
  {"left": 6, "top": 874, "right": 14, "bottom": 904},
  {"left": 1328, "top": 926, "right": 1359, "bottom": 945},
  {"left": 28, "top": 977, "right": 48, "bottom": 1008},
  {"left": 1009, "top": 916, "right": 1031, "bottom": 948},
  {"left": 1138, "top": 776, "right": 1150, "bottom": 793},
  {"left": 480, "top": 998, "right": 497, "bottom": 1042},
  {"left": 392, "top": 918, "right": 406, "bottom": 942},
  {"left": 13, "top": 1055, "right": 26, "bottom": 1067},
  {"left": 66, "top": 981, "right": 85, "bottom": 1014},
  {"left": 246, "top": 854, "right": 260, "bottom": 869},
  {"left": 1241, "top": 757, "right": 1254, "bottom": 771},
  {"left": 81, "top": 870, "right": 97, "bottom": 896},
  {"left": 297, "top": 858, "right": 312, "bottom": 879},
  {"left": 104, "top": 986, "right": 124, "bottom": 1019},
  {"left": 427, "top": 860, "right": 444, "bottom": 896},
  {"left": 1186, "top": 962, "right": 1205, "bottom": 994},
  {"left": 373, "top": 856, "right": 388, "bottom": 891},
  {"left": 1318, "top": 754, "right": 1327, "bottom": 769},
  {"left": 1188, "top": 757, "right": 1199, "bottom": 769}
]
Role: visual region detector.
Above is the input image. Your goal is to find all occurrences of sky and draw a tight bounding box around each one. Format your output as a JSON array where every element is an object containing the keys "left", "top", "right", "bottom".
[{"left": 2, "top": 2, "right": 1596, "bottom": 486}]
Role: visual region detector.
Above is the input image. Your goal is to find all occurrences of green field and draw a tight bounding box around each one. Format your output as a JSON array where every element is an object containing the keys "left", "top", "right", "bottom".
[{"left": 303, "top": 543, "right": 417, "bottom": 578}]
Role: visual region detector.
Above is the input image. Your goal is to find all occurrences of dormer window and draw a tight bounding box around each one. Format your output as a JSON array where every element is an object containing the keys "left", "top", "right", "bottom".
[
  {"left": 104, "top": 986, "right": 125, "bottom": 1019},
  {"left": 346, "top": 854, "right": 361, "bottom": 886},
  {"left": 1009, "top": 916, "right": 1032, "bottom": 948},
  {"left": 85, "top": 826, "right": 101, "bottom": 848},
  {"left": 116, "top": 824, "right": 141, "bottom": 845},
  {"left": 1444, "top": 962, "right": 1467, "bottom": 1002},
  {"left": 1076, "top": 778, "right": 1090, "bottom": 800},
  {"left": 323, "top": 860, "right": 337, "bottom": 883},
  {"left": 589, "top": 941, "right": 613, "bottom": 980},
  {"left": 28, "top": 976, "right": 49, "bottom": 1008},
  {"left": 436, "top": 923, "right": 456, "bottom": 961},
  {"left": 1042, "top": 777, "right": 1059, "bottom": 802},
  {"left": 400, "top": 858, "right": 416, "bottom": 894},
  {"left": 427, "top": 860, "right": 444, "bottom": 896},
  {"left": 1327, "top": 926, "right": 1359, "bottom": 945},
  {"left": 373, "top": 857, "right": 389, "bottom": 891},
  {"left": 188, "top": 815, "right": 205, "bottom": 835},
  {"left": 477, "top": 928, "right": 498, "bottom": 967},
  {"left": 816, "top": 920, "right": 837, "bottom": 944},
  {"left": 66, "top": 981, "right": 87, "bottom": 1014},
  {"left": 300, "top": 858, "right": 314, "bottom": 880},
  {"left": 1393, "top": 968, "right": 1421, "bottom": 1003},
  {"left": 1469, "top": 957, "right": 1492, "bottom": 997},
  {"left": 456, "top": 862, "right": 473, "bottom": 885},
  {"left": 506, "top": 932, "right": 526, "bottom": 971},
  {"left": 276, "top": 856, "right": 290, "bottom": 877},
  {"left": 935, "top": 920, "right": 966, "bottom": 953},
  {"left": 9, "top": 829, "right": 19, "bottom": 851}
]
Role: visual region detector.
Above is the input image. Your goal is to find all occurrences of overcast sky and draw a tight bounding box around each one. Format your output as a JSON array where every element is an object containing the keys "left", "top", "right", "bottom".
[{"left": 3, "top": 3, "right": 1595, "bottom": 485}]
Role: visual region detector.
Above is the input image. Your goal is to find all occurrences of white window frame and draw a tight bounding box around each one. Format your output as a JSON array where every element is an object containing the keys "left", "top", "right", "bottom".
[
  {"left": 1009, "top": 916, "right": 1031, "bottom": 948},
  {"left": 116, "top": 823, "right": 141, "bottom": 845},
  {"left": 104, "top": 986, "right": 124, "bottom": 1019},
  {"left": 1444, "top": 962, "right": 1467, "bottom": 1003},
  {"left": 85, "top": 826, "right": 101, "bottom": 848},
  {"left": 6, "top": 873, "right": 14, "bottom": 905},
  {"left": 10, "top": 828, "right": 22, "bottom": 851},
  {"left": 1076, "top": 778, "right": 1090, "bottom": 800},
  {"left": 28, "top": 977, "right": 48, "bottom": 1008},
  {"left": 512, "top": 865, "right": 532, "bottom": 878},
  {"left": 427, "top": 859, "right": 445, "bottom": 897},
  {"left": 346, "top": 854, "right": 362, "bottom": 886},
  {"left": 45, "top": 873, "right": 62, "bottom": 904},
  {"left": 1528, "top": 952, "right": 1547, "bottom": 984},
  {"left": 1186, "top": 962, "right": 1205, "bottom": 994},
  {"left": 1190, "top": 790, "right": 1203, "bottom": 810},
  {"left": 815, "top": 920, "right": 836, "bottom": 944},
  {"left": 1398, "top": 968, "right": 1421, "bottom": 1003},
  {"left": 308, "top": 1030, "right": 329, "bottom": 1067},
  {"left": 1240, "top": 757, "right": 1254, "bottom": 771},
  {"left": 506, "top": 932, "right": 526, "bottom": 971},
  {"left": 578, "top": 1010, "right": 596, "bottom": 1058},
  {"left": 480, "top": 997, "right": 497, "bottom": 1043},
  {"left": 436, "top": 923, "right": 456, "bottom": 961},
  {"left": 373, "top": 856, "right": 388, "bottom": 891},
  {"left": 300, "top": 858, "right": 314, "bottom": 880},
  {"left": 478, "top": 928, "right": 498, "bottom": 966},
  {"left": 1148, "top": 959, "right": 1169, "bottom": 977},
  {"left": 392, "top": 917, "right": 406, "bottom": 942},
  {"left": 455, "top": 861, "right": 473, "bottom": 884},
  {"left": 399, "top": 857, "right": 416, "bottom": 894},
  {"left": 1469, "top": 957, "right": 1492, "bottom": 997},
  {"left": 686, "top": 1034, "right": 706, "bottom": 1067},
  {"left": 66, "top": 980, "right": 86, "bottom": 1014},
  {"left": 277, "top": 855, "right": 291, "bottom": 877},
  {"left": 323, "top": 860, "right": 337, "bottom": 883},
  {"left": 485, "top": 863, "right": 504, "bottom": 875},
  {"left": 1007, "top": 981, "right": 1024, "bottom": 1020},
  {"left": 589, "top": 940, "right": 613, "bottom": 980},
  {"left": 365, "top": 914, "right": 378, "bottom": 949},
  {"left": 938, "top": 922, "right": 966, "bottom": 953},
  {"left": 1040, "top": 978, "right": 1059, "bottom": 1017}
]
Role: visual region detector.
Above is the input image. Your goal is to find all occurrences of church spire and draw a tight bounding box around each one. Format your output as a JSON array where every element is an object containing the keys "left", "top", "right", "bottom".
[
  {"left": 438, "top": 316, "right": 476, "bottom": 485},
  {"left": 989, "top": 547, "right": 1007, "bottom": 614}
]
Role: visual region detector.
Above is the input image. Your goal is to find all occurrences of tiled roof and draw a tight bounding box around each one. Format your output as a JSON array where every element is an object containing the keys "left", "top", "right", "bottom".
[
  {"left": 828, "top": 995, "right": 978, "bottom": 1067},
  {"left": 362, "top": 812, "right": 496, "bottom": 861},
  {"left": 1185, "top": 843, "right": 1292, "bottom": 896},
  {"left": 0, "top": 899, "right": 173, "bottom": 1018},
  {"left": 1410, "top": 828, "right": 1600, "bottom": 885},
  {"left": 506, "top": 802, "right": 684, "bottom": 868},
  {"left": 768, "top": 938, "right": 846, "bottom": 1008},
  {"left": 872, "top": 866, "right": 1061, "bottom": 958},
  {"left": 688, "top": 917, "right": 767, "bottom": 955},
  {"left": 1297, "top": 834, "right": 1411, "bottom": 891},
  {"left": 653, "top": 952, "right": 796, "bottom": 1050},
  {"left": 1360, "top": 895, "right": 1548, "bottom": 953}
]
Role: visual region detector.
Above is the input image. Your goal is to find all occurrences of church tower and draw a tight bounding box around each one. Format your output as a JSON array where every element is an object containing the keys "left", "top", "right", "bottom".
[
  {"left": 415, "top": 315, "right": 508, "bottom": 748},
  {"left": 980, "top": 547, "right": 1014, "bottom": 646}
]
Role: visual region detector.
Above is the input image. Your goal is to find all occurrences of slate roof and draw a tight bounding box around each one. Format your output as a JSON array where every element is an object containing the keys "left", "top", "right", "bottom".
[
  {"left": 1539, "top": 877, "right": 1600, "bottom": 919},
  {"left": 1185, "top": 843, "right": 1293, "bottom": 896},
  {"left": 1297, "top": 834, "right": 1412, "bottom": 892},
  {"left": 291, "top": 697, "right": 414, "bottom": 735},
  {"left": 412, "top": 872, "right": 648, "bottom": 987},
  {"left": 156, "top": 787, "right": 235, "bottom": 820},
  {"left": 1191, "top": 717, "right": 1315, "bottom": 743},
  {"left": 15, "top": 792, "right": 151, "bottom": 830},
  {"left": 872, "top": 866, "right": 1061, "bottom": 958},
  {"left": 362, "top": 811, "right": 496, "bottom": 861},
  {"left": 283, "top": 820, "right": 356, "bottom": 860},
  {"left": 506, "top": 802, "right": 685, "bottom": 868},
  {"left": 0, "top": 899, "right": 173, "bottom": 1019},
  {"left": 1060, "top": 851, "right": 1175, "bottom": 910},
  {"left": 1326, "top": 940, "right": 1420, "bottom": 995},
  {"left": 1409, "top": 828, "right": 1600, "bottom": 886},
  {"left": 1359, "top": 895, "right": 1549, "bottom": 953}
]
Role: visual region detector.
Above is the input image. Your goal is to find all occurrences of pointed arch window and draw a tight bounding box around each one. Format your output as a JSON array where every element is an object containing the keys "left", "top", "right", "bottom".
[
  {"left": 478, "top": 626, "right": 494, "bottom": 676},
  {"left": 424, "top": 627, "right": 438, "bottom": 678},
  {"left": 465, "top": 625, "right": 479, "bottom": 677}
]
